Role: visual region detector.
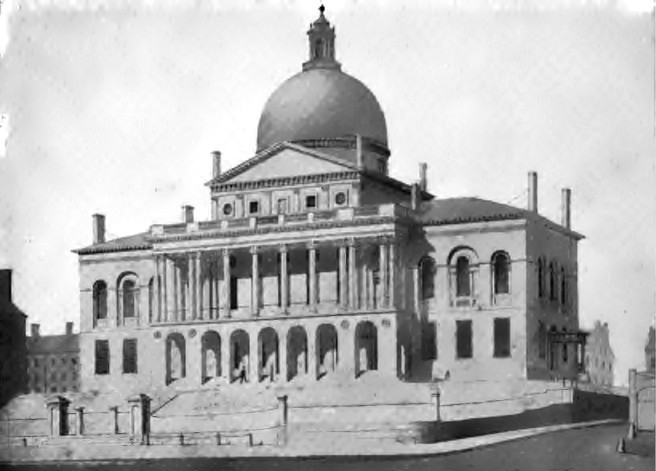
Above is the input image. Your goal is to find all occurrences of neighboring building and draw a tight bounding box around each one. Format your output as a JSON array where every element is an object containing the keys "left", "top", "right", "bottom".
[
  {"left": 0, "top": 269, "right": 27, "bottom": 407},
  {"left": 26, "top": 322, "right": 80, "bottom": 394},
  {"left": 645, "top": 326, "right": 655, "bottom": 372},
  {"left": 73, "top": 8, "right": 586, "bottom": 398},
  {"left": 583, "top": 320, "right": 614, "bottom": 386}
]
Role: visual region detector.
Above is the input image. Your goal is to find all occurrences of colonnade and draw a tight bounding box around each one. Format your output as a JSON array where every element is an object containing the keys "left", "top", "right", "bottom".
[{"left": 152, "top": 237, "right": 398, "bottom": 324}]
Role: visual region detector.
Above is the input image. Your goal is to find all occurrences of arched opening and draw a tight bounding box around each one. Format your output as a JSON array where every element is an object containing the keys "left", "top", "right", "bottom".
[
  {"left": 258, "top": 328, "right": 279, "bottom": 382},
  {"left": 549, "top": 262, "right": 558, "bottom": 300},
  {"left": 230, "top": 329, "right": 250, "bottom": 383},
  {"left": 118, "top": 273, "right": 139, "bottom": 321},
  {"left": 355, "top": 321, "right": 378, "bottom": 377},
  {"left": 148, "top": 277, "right": 155, "bottom": 322},
  {"left": 560, "top": 268, "right": 567, "bottom": 308},
  {"left": 537, "top": 257, "right": 545, "bottom": 298},
  {"left": 92, "top": 280, "right": 107, "bottom": 321},
  {"left": 287, "top": 326, "right": 308, "bottom": 381},
  {"left": 548, "top": 326, "right": 557, "bottom": 371},
  {"left": 316, "top": 324, "right": 338, "bottom": 379},
  {"left": 420, "top": 256, "right": 436, "bottom": 300},
  {"left": 201, "top": 331, "right": 221, "bottom": 383},
  {"left": 166, "top": 333, "right": 186, "bottom": 384},
  {"left": 492, "top": 252, "right": 510, "bottom": 295}
]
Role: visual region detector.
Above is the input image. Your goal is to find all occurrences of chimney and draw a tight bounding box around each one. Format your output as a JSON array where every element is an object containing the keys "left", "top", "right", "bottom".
[
  {"left": 0, "top": 269, "right": 11, "bottom": 303},
  {"left": 411, "top": 183, "right": 420, "bottom": 210},
  {"left": 182, "top": 205, "right": 195, "bottom": 223},
  {"left": 561, "top": 187, "right": 571, "bottom": 229},
  {"left": 212, "top": 151, "right": 222, "bottom": 179},
  {"left": 92, "top": 214, "right": 106, "bottom": 244},
  {"left": 31, "top": 323, "right": 40, "bottom": 339},
  {"left": 356, "top": 134, "right": 363, "bottom": 169},
  {"left": 419, "top": 162, "right": 428, "bottom": 192},
  {"left": 66, "top": 322, "right": 74, "bottom": 336},
  {"left": 527, "top": 171, "right": 538, "bottom": 212}
]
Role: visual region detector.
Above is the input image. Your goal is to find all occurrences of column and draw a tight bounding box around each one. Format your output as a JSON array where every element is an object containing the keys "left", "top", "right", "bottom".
[
  {"left": 251, "top": 246, "right": 260, "bottom": 316},
  {"left": 186, "top": 254, "right": 194, "bottom": 321},
  {"left": 380, "top": 241, "right": 389, "bottom": 309},
  {"left": 280, "top": 245, "right": 289, "bottom": 313},
  {"left": 338, "top": 243, "right": 348, "bottom": 309},
  {"left": 165, "top": 257, "right": 175, "bottom": 322},
  {"left": 194, "top": 252, "right": 202, "bottom": 320},
  {"left": 279, "top": 332, "right": 287, "bottom": 383},
  {"left": 221, "top": 335, "right": 231, "bottom": 384},
  {"left": 348, "top": 239, "right": 358, "bottom": 310},
  {"left": 308, "top": 242, "right": 317, "bottom": 313},
  {"left": 222, "top": 249, "right": 231, "bottom": 318},
  {"left": 155, "top": 256, "right": 162, "bottom": 322},
  {"left": 388, "top": 242, "right": 396, "bottom": 309}
]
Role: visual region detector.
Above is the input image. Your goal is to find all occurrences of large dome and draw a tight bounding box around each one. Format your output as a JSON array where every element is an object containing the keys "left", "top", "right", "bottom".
[
  {"left": 257, "top": 69, "right": 387, "bottom": 152},
  {"left": 256, "top": 7, "right": 388, "bottom": 152}
]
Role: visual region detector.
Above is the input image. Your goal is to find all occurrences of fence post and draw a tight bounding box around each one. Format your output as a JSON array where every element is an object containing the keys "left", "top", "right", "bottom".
[
  {"left": 215, "top": 432, "right": 222, "bottom": 446},
  {"left": 277, "top": 394, "right": 289, "bottom": 446},
  {"left": 110, "top": 406, "right": 120, "bottom": 434},
  {"left": 431, "top": 388, "right": 441, "bottom": 422}
]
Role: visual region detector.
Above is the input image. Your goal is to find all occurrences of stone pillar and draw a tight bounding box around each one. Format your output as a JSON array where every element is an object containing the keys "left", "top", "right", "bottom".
[
  {"left": 338, "top": 243, "right": 348, "bottom": 309},
  {"left": 413, "top": 265, "right": 420, "bottom": 314},
  {"left": 348, "top": 239, "right": 358, "bottom": 310},
  {"left": 221, "top": 335, "right": 231, "bottom": 384},
  {"left": 431, "top": 388, "right": 441, "bottom": 422},
  {"left": 307, "top": 327, "right": 317, "bottom": 380},
  {"left": 279, "top": 333, "right": 287, "bottom": 383},
  {"left": 75, "top": 407, "right": 85, "bottom": 436},
  {"left": 222, "top": 249, "right": 231, "bottom": 318},
  {"left": 380, "top": 241, "right": 389, "bottom": 309},
  {"left": 128, "top": 394, "right": 151, "bottom": 445},
  {"left": 250, "top": 332, "right": 259, "bottom": 383},
  {"left": 388, "top": 242, "right": 396, "bottom": 309},
  {"left": 173, "top": 259, "right": 181, "bottom": 322},
  {"left": 164, "top": 256, "right": 174, "bottom": 322},
  {"left": 338, "top": 322, "right": 354, "bottom": 380},
  {"left": 46, "top": 396, "right": 70, "bottom": 437},
  {"left": 251, "top": 246, "right": 260, "bottom": 316},
  {"left": 280, "top": 245, "right": 289, "bottom": 313},
  {"left": 308, "top": 242, "right": 317, "bottom": 313}
]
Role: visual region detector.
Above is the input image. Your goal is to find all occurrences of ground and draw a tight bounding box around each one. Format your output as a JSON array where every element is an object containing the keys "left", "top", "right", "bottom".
[{"left": 2, "top": 424, "right": 653, "bottom": 470}]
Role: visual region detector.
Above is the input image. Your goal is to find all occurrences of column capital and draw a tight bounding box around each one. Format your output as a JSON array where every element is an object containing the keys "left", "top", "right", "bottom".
[
  {"left": 347, "top": 237, "right": 357, "bottom": 247},
  {"left": 222, "top": 247, "right": 231, "bottom": 257},
  {"left": 250, "top": 245, "right": 259, "bottom": 255},
  {"left": 306, "top": 240, "right": 318, "bottom": 250},
  {"left": 279, "top": 244, "right": 288, "bottom": 254}
]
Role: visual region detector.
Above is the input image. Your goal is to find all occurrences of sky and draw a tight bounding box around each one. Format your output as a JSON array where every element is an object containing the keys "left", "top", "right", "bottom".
[{"left": 0, "top": 0, "right": 653, "bottom": 386}]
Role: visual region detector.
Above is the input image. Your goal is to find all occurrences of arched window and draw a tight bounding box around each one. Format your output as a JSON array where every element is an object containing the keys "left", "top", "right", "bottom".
[
  {"left": 420, "top": 256, "right": 436, "bottom": 300},
  {"left": 492, "top": 252, "right": 510, "bottom": 295},
  {"left": 456, "top": 256, "right": 471, "bottom": 297},
  {"left": 148, "top": 277, "right": 155, "bottom": 322},
  {"left": 118, "top": 273, "right": 139, "bottom": 321},
  {"left": 355, "top": 321, "right": 378, "bottom": 376},
  {"left": 537, "top": 257, "right": 545, "bottom": 298},
  {"left": 549, "top": 262, "right": 558, "bottom": 301},
  {"left": 92, "top": 281, "right": 107, "bottom": 321},
  {"left": 538, "top": 321, "right": 546, "bottom": 359},
  {"left": 166, "top": 333, "right": 186, "bottom": 384}
]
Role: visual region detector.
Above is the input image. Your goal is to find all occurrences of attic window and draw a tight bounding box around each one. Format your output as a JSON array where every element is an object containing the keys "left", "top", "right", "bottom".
[
  {"left": 249, "top": 201, "right": 259, "bottom": 214},
  {"left": 334, "top": 192, "right": 347, "bottom": 206},
  {"left": 305, "top": 195, "right": 317, "bottom": 209},
  {"left": 223, "top": 203, "right": 233, "bottom": 216}
]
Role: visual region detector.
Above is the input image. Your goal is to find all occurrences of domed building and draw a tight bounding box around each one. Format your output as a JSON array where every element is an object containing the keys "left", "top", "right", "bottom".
[{"left": 68, "top": 7, "right": 589, "bottom": 445}]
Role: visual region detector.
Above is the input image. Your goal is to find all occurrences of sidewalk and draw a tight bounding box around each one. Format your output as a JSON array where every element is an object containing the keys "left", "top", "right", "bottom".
[{"left": 0, "top": 418, "right": 622, "bottom": 464}]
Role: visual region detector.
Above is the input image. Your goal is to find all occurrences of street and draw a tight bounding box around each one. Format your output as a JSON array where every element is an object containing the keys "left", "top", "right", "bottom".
[{"left": 2, "top": 424, "right": 653, "bottom": 471}]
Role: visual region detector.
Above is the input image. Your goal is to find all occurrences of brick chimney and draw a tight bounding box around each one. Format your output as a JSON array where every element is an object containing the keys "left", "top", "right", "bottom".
[
  {"left": 561, "top": 188, "right": 571, "bottom": 229},
  {"left": 419, "top": 162, "right": 428, "bottom": 192},
  {"left": 66, "top": 322, "right": 74, "bottom": 336},
  {"left": 527, "top": 171, "right": 538, "bottom": 213},
  {"left": 30, "top": 323, "right": 40, "bottom": 339},
  {"left": 92, "top": 214, "right": 106, "bottom": 244},
  {"left": 0, "top": 269, "right": 11, "bottom": 304},
  {"left": 212, "top": 151, "right": 222, "bottom": 179},
  {"left": 182, "top": 205, "right": 194, "bottom": 223}
]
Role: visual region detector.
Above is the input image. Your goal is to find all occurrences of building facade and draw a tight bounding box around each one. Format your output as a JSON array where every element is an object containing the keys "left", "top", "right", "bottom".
[
  {"left": 26, "top": 322, "right": 80, "bottom": 394},
  {"left": 74, "top": 8, "right": 586, "bottom": 397},
  {"left": 583, "top": 320, "right": 614, "bottom": 387},
  {"left": 0, "top": 269, "right": 27, "bottom": 407}
]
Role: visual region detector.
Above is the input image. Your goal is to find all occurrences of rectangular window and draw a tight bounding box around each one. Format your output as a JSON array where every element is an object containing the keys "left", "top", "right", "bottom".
[
  {"left": 305, "top": 195, "right": 317, "bottom": 209},
  {"left": 123, "top": 339, "right": 138, "bottom": 374},
  {"left": 95, "top": 340, "right": 110, "bottom": 375},
  {"left": 494, "top": 318, "right": 511, "bottom": 358},
  {"left": 249, "top": 200, "right": 259, "bottom": 214},
  {"left": 456, "top": 320, "right": 473, "bottom": 359}
]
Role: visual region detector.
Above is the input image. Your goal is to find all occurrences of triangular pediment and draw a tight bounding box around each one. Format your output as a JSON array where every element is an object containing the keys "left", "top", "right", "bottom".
[{"left": 209, "top": 143, "right": 358, "bottom": 185}]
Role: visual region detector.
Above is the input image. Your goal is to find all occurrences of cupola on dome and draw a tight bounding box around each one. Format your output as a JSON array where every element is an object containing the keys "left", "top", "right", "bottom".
[{"left": 256, "top": 6, "right": 388, "bottom": 153}]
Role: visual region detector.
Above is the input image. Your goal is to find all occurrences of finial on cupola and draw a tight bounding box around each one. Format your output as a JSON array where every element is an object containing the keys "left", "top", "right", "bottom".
[{"left": 304, "top": 3, "right": 340, "bottom": 71}]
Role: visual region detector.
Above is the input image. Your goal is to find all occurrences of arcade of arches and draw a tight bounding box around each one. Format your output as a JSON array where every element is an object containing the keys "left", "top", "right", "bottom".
[{"left": 163, "top": 319, "right": 386, "bottom": 386}]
